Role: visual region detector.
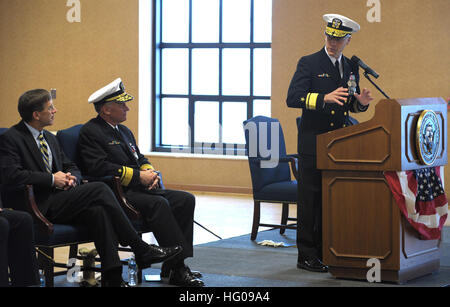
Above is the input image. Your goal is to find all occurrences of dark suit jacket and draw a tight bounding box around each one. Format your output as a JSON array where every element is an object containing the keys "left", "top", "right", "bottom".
[
  {"left": 0, "top": 121, "right": 81, "bottom": 215},
  {"left": 286, "top": 47, "right": 368, "bottom": 155},
  {"left": 78, "top": 116, "right": 154, "bottom": 189}
]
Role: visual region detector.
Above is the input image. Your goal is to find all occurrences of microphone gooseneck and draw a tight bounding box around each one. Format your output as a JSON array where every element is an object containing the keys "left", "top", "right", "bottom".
[{"left": 351, "top": 55, "right": 379, "bottom": 79}]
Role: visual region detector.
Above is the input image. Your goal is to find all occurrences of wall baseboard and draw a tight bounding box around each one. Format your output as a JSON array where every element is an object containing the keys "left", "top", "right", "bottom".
[{"left": 164, "top": 183, "right": 252, "bottom": 195}]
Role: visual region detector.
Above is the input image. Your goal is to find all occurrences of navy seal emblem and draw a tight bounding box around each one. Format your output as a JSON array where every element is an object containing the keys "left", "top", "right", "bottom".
[{"left": 416, "top": 110, "right": 440, "bottom": 165}]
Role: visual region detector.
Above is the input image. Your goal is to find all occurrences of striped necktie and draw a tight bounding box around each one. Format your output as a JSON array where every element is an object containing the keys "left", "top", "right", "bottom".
[{"left": 38, "top": 133, "right": 52, "bottom": 173}]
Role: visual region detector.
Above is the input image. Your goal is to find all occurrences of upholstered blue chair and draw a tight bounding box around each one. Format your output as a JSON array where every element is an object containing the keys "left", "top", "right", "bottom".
[
  {"left": 243, "top": 116, "right": 298, "bottom": 240},
  {"left": 26, "top": 185, "right": 93, "bottom": 287},
  {"left": 55, "top": 124, "right": 83, "bottom": 166}
]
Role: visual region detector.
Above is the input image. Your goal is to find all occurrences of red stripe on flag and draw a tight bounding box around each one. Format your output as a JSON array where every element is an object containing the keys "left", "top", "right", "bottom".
[{"left": 406, "top": 170, "right": 417, "bottom": 195}]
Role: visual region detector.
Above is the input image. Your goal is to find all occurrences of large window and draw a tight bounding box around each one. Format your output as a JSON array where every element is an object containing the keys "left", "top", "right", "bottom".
[{"left": 153, "top": 0, "right": 272, "bottom": 155}]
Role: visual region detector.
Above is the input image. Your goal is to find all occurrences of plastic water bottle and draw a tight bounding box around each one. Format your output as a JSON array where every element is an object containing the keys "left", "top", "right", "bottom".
[
  {"left": 128, "top": 254, "right": 138, "bottom": 287},
  {"left": 39, "top": 269, "right": 45, "bottom": 287}
]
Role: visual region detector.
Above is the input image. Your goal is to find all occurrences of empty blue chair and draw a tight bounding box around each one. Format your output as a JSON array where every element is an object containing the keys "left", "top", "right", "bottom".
[{"left": 243, "top": 116, "right": 298, "bottom": 240}]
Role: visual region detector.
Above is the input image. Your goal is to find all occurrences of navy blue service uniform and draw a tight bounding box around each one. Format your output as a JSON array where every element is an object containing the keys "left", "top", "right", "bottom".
[
  {"left": 287, "top": 47, "right": 368, "bottom": 155},
  {"left": 286, "top": 15, "right": 370, "bottom": 268}
]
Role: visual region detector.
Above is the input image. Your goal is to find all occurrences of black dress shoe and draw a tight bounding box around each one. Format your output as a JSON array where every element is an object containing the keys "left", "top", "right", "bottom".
[
  {"left": 161, "top": 265, "right": 203, "bottom": 279},
  {"left": 101, "top": 278, "right": 129, "bottom": 287},
  {"left": 102, "top": 267, "right": 128, "bottom": 287},
  {"left": 136, "top": 244, "right": 183, "bottom": 269},
  {"left": 186, "top": 266, "right": 203, "bottom": 279},
  {"left": 169, "top": 266, "right": 205, "bottom": 287},
  {"left": 297, "top": 257, "right": 328, "bottom": 273}
]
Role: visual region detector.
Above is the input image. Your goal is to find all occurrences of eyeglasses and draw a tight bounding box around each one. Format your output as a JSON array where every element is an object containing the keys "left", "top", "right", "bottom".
[{"left": 47, "top": 103, "right": 56, "bottom": 111}]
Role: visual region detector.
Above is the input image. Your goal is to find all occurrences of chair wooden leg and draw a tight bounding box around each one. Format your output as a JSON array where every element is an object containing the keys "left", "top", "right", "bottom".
[
  {"left": 69, "top": 244, "right": 78, "bottom": 259},
  {"left": 280, "top": 203, "right": 289, "bottom": 234},
  {"left": 251, "top": 201, "right": 261, "bottom": 241}
]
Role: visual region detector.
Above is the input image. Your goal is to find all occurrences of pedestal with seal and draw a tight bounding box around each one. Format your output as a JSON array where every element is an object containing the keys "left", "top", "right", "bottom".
[{"left": 317, "top": 97, "right": 447, "bottom": 283}]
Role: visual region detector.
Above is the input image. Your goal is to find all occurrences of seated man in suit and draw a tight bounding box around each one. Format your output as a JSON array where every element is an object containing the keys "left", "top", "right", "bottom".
[
  {"left": 0, "top": 89, "right": 182, "bottom": 287},
  {"left": 77, "top": 78, "right": 204, "bottom": 287},
  {"left": 0, "top": 206, "right": 39, "bottom": 287}
]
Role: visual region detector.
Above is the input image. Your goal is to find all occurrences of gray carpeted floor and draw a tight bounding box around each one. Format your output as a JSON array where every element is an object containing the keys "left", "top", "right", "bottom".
[
  {"left": 53, "top": 227, "right": 450, "bottom": 287},
  {"left": 175, "top": 228, "right": 450, "bottom": 287}
]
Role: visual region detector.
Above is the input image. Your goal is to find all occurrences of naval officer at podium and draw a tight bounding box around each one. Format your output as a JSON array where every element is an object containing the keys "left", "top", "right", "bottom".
[{"left": 286, "top": 14, "right": 374, "bottom": 272}]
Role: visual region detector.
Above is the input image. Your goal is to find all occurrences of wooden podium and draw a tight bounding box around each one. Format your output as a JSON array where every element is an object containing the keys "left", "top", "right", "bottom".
[{"left": 317, "top": 97, "right": 447, "bottom": 283}]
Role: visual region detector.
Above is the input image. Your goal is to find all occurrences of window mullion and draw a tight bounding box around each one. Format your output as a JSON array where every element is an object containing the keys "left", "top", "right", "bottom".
[
  {"left": 188, "top": 0, "right": 195, "bottom": 153},
  {"left": 218, "top": 0, "right": 223, "bottom": 149},
  {"left": 249, "top": 0, "right": 254, "bottom": 119}
]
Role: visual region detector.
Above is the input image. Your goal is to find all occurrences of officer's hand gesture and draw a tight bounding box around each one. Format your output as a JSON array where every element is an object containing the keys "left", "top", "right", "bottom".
[
  {"left": 355, "top": 88, "right": 373, "bottom": 106},
  {"left": 324, "top": 87, "right": 348, "bottom": 106}
]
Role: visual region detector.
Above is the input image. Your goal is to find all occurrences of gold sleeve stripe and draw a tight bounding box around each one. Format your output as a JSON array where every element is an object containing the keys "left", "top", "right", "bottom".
[
  {"left": 306, "top": 93, "right": 319, "bottom": 110},
  {"left": 120, "top": 166, "right": 134, "bottom": 186},
  {"left": 140, "top": 164, "right": 154, "bottom": 171}
]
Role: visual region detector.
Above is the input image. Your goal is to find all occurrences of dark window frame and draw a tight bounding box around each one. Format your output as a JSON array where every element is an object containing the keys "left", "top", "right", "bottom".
[{"left": 152, "top": 0, "right": 271, "bottom": 155}]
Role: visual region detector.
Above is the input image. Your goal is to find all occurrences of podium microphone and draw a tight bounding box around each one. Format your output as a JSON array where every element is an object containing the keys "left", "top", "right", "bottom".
[{"left": 351, "top": 55, "right": 379, "bottom": 79}]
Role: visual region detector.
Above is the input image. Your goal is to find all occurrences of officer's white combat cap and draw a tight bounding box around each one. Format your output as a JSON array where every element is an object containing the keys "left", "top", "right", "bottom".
[
  {"left": 323, "top": 14, "right": 360, "bottom": 38},
  {"left": 88, "top": 78, "right": 134, "bottom": 105}
]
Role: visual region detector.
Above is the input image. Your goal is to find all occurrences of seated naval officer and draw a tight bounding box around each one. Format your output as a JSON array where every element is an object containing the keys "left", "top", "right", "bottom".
[{"left": 77, "top": 78, "right": 204, "bottom": 287}]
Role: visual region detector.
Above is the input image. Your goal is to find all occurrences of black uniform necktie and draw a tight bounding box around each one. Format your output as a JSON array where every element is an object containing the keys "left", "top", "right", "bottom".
[{"left": 335, "top": 60, "right": 341, "bottom": 82}]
